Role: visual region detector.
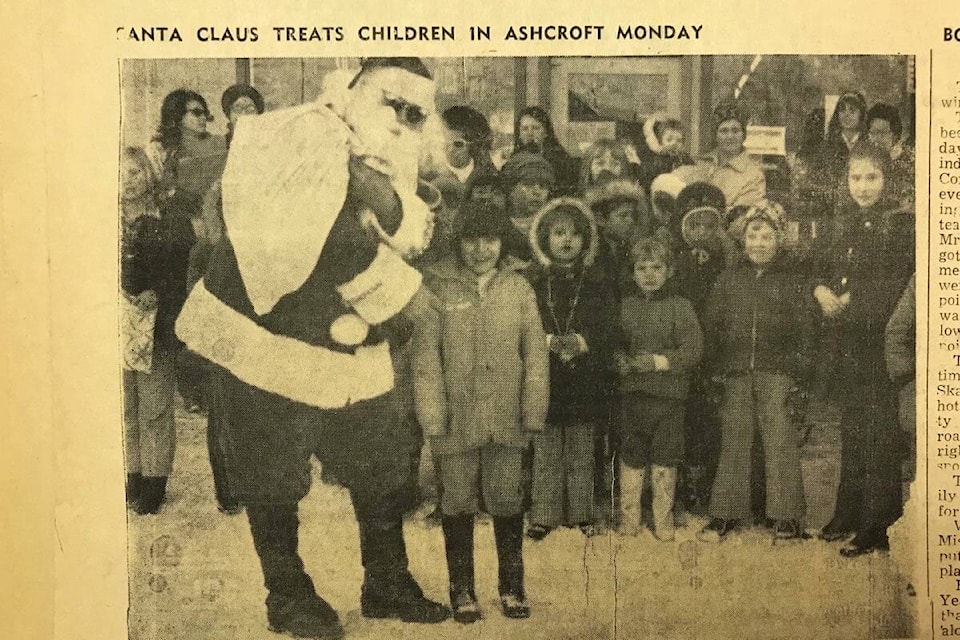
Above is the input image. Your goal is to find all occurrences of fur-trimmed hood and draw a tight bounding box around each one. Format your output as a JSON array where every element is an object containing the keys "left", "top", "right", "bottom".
[
  {"left": 649, "top": 172, "right": 687, "bottom": 225},
  {"left": 527, "top": 197, "right": 599, "bottom": 269},
  {"left": 584, "top": 178, "right": 646, "bottom": 212},
  {"left": 643, "top": 112, "right": 671, "bottom": 155}
]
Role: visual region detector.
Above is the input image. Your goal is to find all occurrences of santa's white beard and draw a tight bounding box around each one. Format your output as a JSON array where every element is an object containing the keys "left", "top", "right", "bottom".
[{"left": 346, "top": 114, "right": 423, "bottom": 191}]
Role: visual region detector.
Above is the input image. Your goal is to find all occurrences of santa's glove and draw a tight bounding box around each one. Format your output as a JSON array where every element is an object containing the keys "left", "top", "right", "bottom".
[{"left": 400, "top": 285, "right": 441, "bottom": 327}]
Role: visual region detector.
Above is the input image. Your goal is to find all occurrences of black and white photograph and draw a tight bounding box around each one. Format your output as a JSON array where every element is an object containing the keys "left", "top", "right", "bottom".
[{"left": 118, "top": 54, "right": 918, "bottom": 639}]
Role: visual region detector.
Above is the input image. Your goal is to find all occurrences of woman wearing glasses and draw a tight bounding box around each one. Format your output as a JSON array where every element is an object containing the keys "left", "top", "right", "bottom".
[
  {"left": 124, "top": 90, "right": 222, "bottom": 512},
  {"left": 147, "top": 89, "right": 226, "bottom": 204},
  {"left": 144, "top": 90, "right": 228, "bottom": 418}
]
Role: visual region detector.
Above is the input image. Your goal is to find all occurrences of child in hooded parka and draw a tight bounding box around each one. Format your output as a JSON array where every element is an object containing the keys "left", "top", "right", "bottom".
[
  {"left": 586, "top": 178, "right": 658, "bottom": 300},
  {"left": 525, "top": 198, "right": 618, "bottom": 540},
  {"left": 414, "top": 199, "right": 549, "bottom": 622},
  {"left": 633, "top": 113, "right": 695, "bottom": 193}
]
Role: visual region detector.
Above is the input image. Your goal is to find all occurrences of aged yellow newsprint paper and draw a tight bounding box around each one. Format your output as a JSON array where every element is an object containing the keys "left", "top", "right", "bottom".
[{"left": 6, "top": 0, "right": 960, "bottom": 638}]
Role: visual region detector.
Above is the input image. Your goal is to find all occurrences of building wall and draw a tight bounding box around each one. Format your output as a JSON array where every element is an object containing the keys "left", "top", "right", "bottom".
[{"left": 121, "top": 55, "right": 913, "bottom": 156}]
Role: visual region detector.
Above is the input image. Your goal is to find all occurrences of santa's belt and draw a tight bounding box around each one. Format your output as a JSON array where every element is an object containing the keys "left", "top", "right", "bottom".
[{"left": 175, "top": 281, "right": 394, "bottom": 408}]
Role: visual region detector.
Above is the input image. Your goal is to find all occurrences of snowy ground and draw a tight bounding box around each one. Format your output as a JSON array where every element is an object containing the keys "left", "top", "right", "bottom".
[{"left": 127, "top": 398, "right": 918, "bottom": 640}]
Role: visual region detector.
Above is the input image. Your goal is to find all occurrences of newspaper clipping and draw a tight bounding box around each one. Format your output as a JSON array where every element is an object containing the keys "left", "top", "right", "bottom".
[{"left": 13, "top": 2, "right": 960, "bottom": 639}]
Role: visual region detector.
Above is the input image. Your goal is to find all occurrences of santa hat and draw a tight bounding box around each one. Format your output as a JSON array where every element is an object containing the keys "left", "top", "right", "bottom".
[{"left": 348, "top": 57, "right": 432, "bottom": 88}]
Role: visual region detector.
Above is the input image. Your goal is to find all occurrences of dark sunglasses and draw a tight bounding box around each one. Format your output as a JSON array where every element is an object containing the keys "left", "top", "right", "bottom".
[
  {"left": 187, "top": 107, "right": 211, "bottom": 120},
  {"left": 382, "top": 93, "right": 427, "bottom": 130},
  {"left": 449, "top": 139, "right": 469, "bottom": 149}
]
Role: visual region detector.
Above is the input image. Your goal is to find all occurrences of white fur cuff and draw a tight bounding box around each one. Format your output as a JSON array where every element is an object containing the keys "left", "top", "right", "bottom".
[{"left": 336, "top": 244, "right": 423, "bottom": 325}]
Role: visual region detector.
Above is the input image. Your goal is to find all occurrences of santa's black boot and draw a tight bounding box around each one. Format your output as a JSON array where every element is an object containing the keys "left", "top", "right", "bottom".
[
  {"left": 126, "top": 472, "right": 142, "bottom": 508},
  {"left": 493, "top": 514, "right": 530, "bottom": 619},
  {"left": 134, "top": 476, "right": 167, "bottom": 515},
  {"left": 247, "top": 504, "right": 344, "bottom": 639},
  {"left": 442, "top": 514, "right": 481, "bottom": 624},
  {"left": 358, "top": 516, "right": 450, "bottom": 623}
]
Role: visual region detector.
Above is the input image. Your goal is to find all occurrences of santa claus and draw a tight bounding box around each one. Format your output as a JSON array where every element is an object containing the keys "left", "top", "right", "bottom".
[{"left": 176, "top": 57, "right": 448, "bottom": 638}]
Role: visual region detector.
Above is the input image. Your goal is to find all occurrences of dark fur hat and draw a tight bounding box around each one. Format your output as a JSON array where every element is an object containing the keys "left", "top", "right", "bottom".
[{"left": 221, "top": 84, "right": 265, "bottom": 116}]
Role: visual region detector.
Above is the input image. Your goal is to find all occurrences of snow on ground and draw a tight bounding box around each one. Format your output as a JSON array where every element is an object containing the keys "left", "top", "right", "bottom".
[{"left": 127, "top": 399, "right": 917, "bottom": 640}]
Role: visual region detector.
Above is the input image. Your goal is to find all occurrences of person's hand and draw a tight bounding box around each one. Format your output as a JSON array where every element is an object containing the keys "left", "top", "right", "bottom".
[
  {"left": 631, "top": 353, "right": 657, "bottom": 373},
  {"left": 400, "top": 286, "right": 441, "bottom": 326},
  {"left": 553, "top": 334, "right": 582, "bottom": 363},
  {"left": 814, "top": 285, "right": 844, "bottom": 318},
  {"left": 190, "top": 217, "right": 207, "bottom": 241},
  {"left": 548, "top": 335, "right": 564, "bottom": 359},
  {"left": 135, "top": 290, "right": 158, "bottom": 312}
]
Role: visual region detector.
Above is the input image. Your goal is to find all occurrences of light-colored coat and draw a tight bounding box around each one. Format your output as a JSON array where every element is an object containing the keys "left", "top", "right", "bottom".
[
  {"left": 675, "top": 151, "right": 766, "bottom": 211},
  {"left": 414, "top": 260, "right": 549, "bottom": 455}
]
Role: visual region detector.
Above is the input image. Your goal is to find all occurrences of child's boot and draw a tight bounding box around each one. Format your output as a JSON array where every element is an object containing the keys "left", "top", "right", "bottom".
[
  {"left": 651, "top": 465, "right": 677, "bottom": 541},
  {"left": 493, "top": 514, "right": 529, "bottom": 619},
  {"left": 618, "top": 461, "right": 644, "bottom": 535},
  {"left": 442, "top": 514, "right": 481, "bottom": 624}
]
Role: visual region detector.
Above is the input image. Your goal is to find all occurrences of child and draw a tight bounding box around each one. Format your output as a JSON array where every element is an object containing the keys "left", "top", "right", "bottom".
[
  {"left": 584, "top": 178, "right": 657, "bottom": 513},
  {"left": 812, "top": 142, "right": 914, "bottom": 556},
  {"left": 634, "top": 113, "right": 695, "bottom": 193},
  {"left": 525, "top": 198, "right": 616, "bottom": 540},
  {"left": 616, "top": 237, "right": 703, "bottom": 540},
  {"left": 586, "top": 178, "right": 658, "bottom": 296},
  {"left": 121, "top": 146, "right": 185, "bottom": 515},
  {"left": 497, "top": 150, "right": 557, "bottom": 267},
  {"left": 578, "top": 139, "right": 631, "bottom": 191},
  {"left": 414, "top": 199, "right": 549, "bottom": 622},
  {"left": 699, "top": 200, "right": 809, "bottom": 542},
  {"left": 672, "top": 182, "right": 733, "bottom": 310},
  {"left": 669, "top": 182, "right": 734, "bottom": 514}
]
